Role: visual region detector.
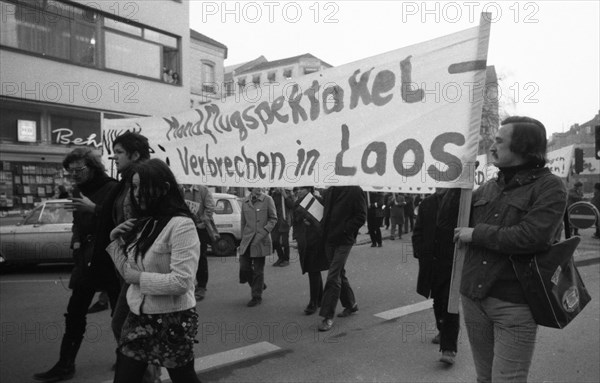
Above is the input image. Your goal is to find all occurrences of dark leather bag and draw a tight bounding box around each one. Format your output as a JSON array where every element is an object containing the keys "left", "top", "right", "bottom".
[{"left": 510, "top": 236, "right": 591, "bottom": 329}]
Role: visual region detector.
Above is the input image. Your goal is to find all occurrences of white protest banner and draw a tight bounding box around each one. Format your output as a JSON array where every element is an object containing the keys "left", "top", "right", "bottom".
[
  {"left": 580, "top": 157, "right": 600, "bottom": 175},
  {"left": 546, "top": 145, "right": 574, "bottom": 178},
  {"left": 103, "top": 22, "right": 489, "bottom": 191}
]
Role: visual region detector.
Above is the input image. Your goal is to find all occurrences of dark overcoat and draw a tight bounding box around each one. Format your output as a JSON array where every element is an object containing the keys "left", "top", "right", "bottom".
[{"left": 292, "top": 197, "right": 329, "bottom": 273}]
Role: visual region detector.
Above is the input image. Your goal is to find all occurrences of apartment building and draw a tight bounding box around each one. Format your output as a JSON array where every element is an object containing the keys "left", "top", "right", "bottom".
[
  {"left": 0, "top": 0, "right": 191, "bottom": 210},
  {"left": 189, "top": 29, "right": 227, "bottom": 107}
]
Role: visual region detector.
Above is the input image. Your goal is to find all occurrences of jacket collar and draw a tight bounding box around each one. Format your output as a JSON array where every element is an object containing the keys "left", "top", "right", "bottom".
[{"left": 497, "top": 166, "right": 551, "bottom": 189}]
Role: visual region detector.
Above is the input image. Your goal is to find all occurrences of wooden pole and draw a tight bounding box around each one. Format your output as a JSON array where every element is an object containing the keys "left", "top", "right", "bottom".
[
  {"left": 447, "top": 13, "right": 491, "bottom": 314},
  {"left": 447, "top": 188, "right": 473, "bottom": 313}
]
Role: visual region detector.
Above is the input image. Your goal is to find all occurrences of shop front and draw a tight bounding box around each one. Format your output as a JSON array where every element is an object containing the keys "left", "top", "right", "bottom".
[{"left": 0, "top": 98, "right": 103, "bottom": 211}]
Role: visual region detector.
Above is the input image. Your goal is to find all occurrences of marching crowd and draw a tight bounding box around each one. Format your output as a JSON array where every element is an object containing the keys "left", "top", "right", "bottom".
[{"left": 32, "top": 116, "right": 595, "bottom": 383}]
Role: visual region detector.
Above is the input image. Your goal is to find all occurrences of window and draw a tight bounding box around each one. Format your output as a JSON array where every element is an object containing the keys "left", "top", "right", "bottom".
[
  {"left": 215, "top": 199, "right": 233, "bottom": 214},
  {"left": 23, "top": 204, "right": 42, "bottom": 225},
  {"left": 237, "top": 77, "right": 246, "bottom": 92},
  {"left": 224, "top": 81, "right": 235, "bottom": 96},
  {"left": 283, "top": 68, "right": 293, "bottom": 79},
  {"left": 304, "top": 67, "right": 319, "bottom": 75},
  {"left": 252, "top": 74, "right": 261, "bottom": 85},
  {"left": 267, "top": 72, "right": 276, "bottom": 82},
  {"left": 202, "top": 62, "right": 215, "bottom": 93},
  {"left": 0, "top": 0, "right": 180, "bottom": 83}
]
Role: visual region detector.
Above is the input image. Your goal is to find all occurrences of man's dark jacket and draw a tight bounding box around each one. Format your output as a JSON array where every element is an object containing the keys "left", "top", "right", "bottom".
[
  {"left": 321, "top": 186, "right": 367, "bottom": 246},
  {"left": 70, "top": 173, "right": 119, "bottom": 289}
]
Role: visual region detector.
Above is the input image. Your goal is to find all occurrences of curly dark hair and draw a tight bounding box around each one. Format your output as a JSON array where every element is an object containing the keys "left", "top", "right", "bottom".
[{"left": 62, "top": 147, "right": 105, "bottom": 175}]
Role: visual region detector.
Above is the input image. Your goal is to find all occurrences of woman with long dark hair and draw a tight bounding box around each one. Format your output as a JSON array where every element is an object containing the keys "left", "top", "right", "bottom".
[{"left": 106, "top": 159, "right": 202, "bottom": 383}]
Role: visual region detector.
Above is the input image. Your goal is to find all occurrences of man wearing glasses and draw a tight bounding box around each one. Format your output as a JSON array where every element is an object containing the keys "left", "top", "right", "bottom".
[{"left": 34, "top": 148, "right": 119, "bottom": 382}]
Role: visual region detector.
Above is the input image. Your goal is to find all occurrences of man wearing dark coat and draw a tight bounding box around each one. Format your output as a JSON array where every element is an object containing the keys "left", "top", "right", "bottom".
[
  {"left": 317, "top": 186, "right": 367, "bottom": 331},
  {"left": 34, "top": 148, "right": 119, "bottom": 382},
  {"left": 412, "top": 188, "right": 460, "bottom": 365},
  {"left": 292, "top": 186, "right": 329, "bottom": 314}
]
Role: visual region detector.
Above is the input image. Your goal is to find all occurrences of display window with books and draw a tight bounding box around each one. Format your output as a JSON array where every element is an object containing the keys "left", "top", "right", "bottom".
[{"left": 0, "top": 161, "right": 71, "bottom": 211}]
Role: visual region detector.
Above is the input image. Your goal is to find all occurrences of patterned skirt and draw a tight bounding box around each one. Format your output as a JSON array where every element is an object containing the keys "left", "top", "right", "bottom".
[{"left": 119, "top": 308, "right": 199, "bottom": 368}]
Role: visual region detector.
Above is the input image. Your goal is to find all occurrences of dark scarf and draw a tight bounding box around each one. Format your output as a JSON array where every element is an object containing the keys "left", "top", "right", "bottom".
[
  {"left": 498, "top": 162, "right": 538, "bottom": 185},
  {"left": 77, "top": 172, "right": 114, "bottom": 198}
]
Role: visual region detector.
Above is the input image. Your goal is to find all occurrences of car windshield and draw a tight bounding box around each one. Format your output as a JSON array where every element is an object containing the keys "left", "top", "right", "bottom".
[
  {"left": 215, "top": 199, "right": 233, "bottom": 214},
  {"left": 22, "top": 205, "right": 43, "bottom": 225},
  {"left": 23, "top": 203, "right": 72, "bottom": 225}
]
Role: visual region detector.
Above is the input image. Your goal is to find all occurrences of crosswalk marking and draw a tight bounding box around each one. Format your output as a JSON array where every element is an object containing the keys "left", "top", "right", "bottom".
[
  {"left": 101, "top": 341, "right": 281, "bottom": 383},
  {"left": 374, "top": 299, "right": 433, "bottom": 320}
]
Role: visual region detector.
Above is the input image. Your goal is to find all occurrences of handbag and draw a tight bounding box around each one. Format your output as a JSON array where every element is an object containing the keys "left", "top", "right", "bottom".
[{"left": 510, "top": 236, "right": 591, "bottom": 329}]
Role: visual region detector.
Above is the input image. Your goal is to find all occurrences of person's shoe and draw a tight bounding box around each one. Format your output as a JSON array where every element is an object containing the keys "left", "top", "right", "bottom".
[
  {"left": 33, "top": 362, "right": 75, "bottom": 382},
  {"left": 370, "top": 243, "right": 377, "bottom": 247},
  {"left": 337, "top": 304, "right": 358, "bottom": 317},
  {"left": 279, "top": 260, "right": 290, "bottom": 267},
  {"left": 439, "top": 351, "right": 456, "bottom": 365},
  {"left": 247, "top": 297, "right": 262, "bottom": 307},
  {"left": 318, "top": 318, "right": 334, "bottom": 332},
  {"left": 432, "top": 333, "right": 440, "bottom": 344},
  {"left": 195, "top": 286, "right": 206, "bottom": 301},
  {"left": 272, "top": 260, "right": 282, "bottom": 267},
  {"left": 304, "top": 303, "right": 318, "bottom": 315},
  {"left": 378, "top": 243, "right": 383, "bottom": 247},
  {"left": 87, "top": 300, "right": 108, "bottom": 314}
]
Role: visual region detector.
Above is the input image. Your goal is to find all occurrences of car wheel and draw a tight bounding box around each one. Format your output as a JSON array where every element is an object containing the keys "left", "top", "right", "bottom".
[{"left": 212, "top": 234, "right": 236, "bottom": 257}]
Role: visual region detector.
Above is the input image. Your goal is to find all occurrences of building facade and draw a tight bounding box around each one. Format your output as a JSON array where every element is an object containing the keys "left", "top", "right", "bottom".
[
  {"left": 223, "top": 53, "right": 332, "bottom": 98},
  {"left": 189, "top": 29, "right": 227, "bottom": 107},
  {"left": 547, "top": 111, "right": 600, "bottom": 195},
  {"left": 0, "top": 0, "right": 190, "bottom": 210}
]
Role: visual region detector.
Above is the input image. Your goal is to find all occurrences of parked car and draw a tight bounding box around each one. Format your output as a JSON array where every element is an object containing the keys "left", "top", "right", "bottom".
[
  {"left": 0, "top": 199, "right": 73, "bottom": 265},
  {"left": 210, "top": 192, "right": 242, "bottom": 256}
]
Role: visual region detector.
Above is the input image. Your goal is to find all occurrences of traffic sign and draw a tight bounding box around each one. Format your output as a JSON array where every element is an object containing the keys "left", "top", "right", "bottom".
[{"left": 568, "top": 201, "right": 599, "bottom": 229}]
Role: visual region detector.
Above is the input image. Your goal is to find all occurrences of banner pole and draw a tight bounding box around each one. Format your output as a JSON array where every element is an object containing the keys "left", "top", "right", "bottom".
[{"left": 447, "top": 12, "right": 491, "bottom": 314}]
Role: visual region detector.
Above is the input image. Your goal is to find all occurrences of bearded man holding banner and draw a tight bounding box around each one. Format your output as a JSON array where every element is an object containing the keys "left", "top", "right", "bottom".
[{"left": 454, "top": 116, "right": 567, "bottom": 382}]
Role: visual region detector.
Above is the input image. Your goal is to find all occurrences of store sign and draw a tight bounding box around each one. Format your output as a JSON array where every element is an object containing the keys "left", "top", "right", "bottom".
[
  {"left": 17, "top": 120, "right": 37, "bottom": 142},
  {"left": 51, "top": 128, "right": 101, "bottom": 148}
]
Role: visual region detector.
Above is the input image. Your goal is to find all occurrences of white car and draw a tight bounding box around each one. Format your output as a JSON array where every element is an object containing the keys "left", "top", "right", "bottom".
[
  {"left": 210, "top": 193, "right": 242, "bottom": 256},
  {"left": 0, "top": 199, "right": 73, "bottom": 265}
]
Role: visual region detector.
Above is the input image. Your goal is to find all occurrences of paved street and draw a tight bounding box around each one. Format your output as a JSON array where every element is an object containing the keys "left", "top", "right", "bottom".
[{"left": 1, "top": 227, "right": 599, "bottom": 383}]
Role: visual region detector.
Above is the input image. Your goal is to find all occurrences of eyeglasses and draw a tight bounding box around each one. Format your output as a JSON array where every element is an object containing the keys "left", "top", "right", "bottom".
[{"left": 68, "top": 166, "right": 88, "bottom": 175}]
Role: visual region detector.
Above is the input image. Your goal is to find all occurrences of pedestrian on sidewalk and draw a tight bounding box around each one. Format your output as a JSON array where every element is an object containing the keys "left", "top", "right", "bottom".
[
  {"left": 454, "top": 116, "right": 567, "bottom": 383},
  {"left": 239, "top": 188, "right": 278, "bottom": 307},
  {"left": 567, "top": 181, "right": 584, "bottom": 236},
  {"left": 383, "top": 193, "right": 392, "bottom": 230},
  {"left": 292, "top": 186, "right": 329, "bottom": 315},
  {"left": 317, "top": 186, "right": 366, "bottom": 332},
  {"left": 403, "top": 193, "right": 415, "bottom": 233},
  {"left": 367, "top": 193, "right": 383, "bottom": 247},
  {"left": 389, "top": 194, "right": 406, "bottom": 240},
  {"left": 269, "top": 187, "right": 295, "bottom": 267},
  {"left": 181, "top": 183, "right": 216, "bottom": 301},
  {"left": 107, "top": 159, "right": 201, "bottom": 383},
  {"left": 34, "top": 148, "right": 119, "bottom": 383},
  {"left": 412, "top": 188, "right": 461, "bottom": 365}
]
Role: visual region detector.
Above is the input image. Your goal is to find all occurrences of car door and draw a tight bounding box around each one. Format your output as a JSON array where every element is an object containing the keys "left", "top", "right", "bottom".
[{"left": 11, "top": 202, "right": 73, "bottom": 263}]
